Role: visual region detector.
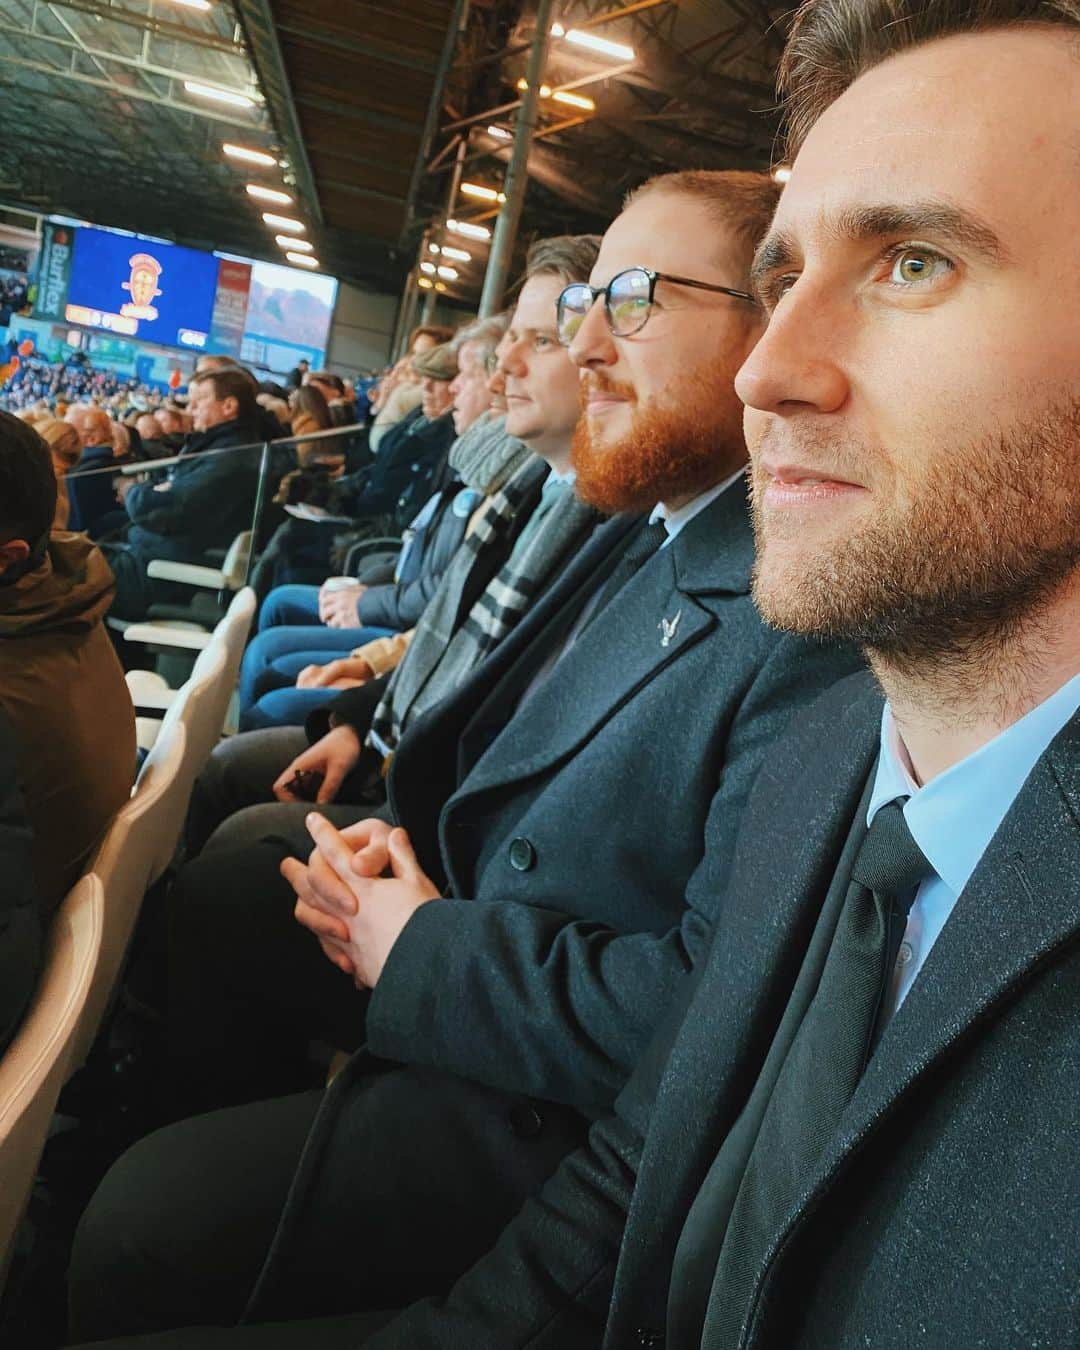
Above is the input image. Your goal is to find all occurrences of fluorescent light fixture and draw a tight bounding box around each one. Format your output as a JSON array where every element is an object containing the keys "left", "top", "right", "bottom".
[
  {"left": 460, "top": 182, "right": 505, "bottom": 203},
  {"left": 447, "top": 218, "right": 492, "bottom": 242},
  {"left": 428, "top": 243, "right": 440, "bottom": 254},
  {"left": 552, "top": 23, "right": 634, "bottom": 61},
  {"left": 286, "top": 251, "right": 318, "bottom": 268},
  {"left": 276, "top": 234, "right": 312, "bottom": 251},
  {"left": 771, "top": 166, "right": 792, "bottom": 183},
  {"left": 435, "top": 282, "right": 447, "bottom": 292},
  {"left": 262, "top": 212, "right": 305, "bottom": 232},
  {"left": 487, "top": 124, "right": 512, "bottom": 140},
  {"left": 440, "top": 245, "right": 471, "bottom": 263},
  {"left": 168, "top": 0, "right": 212, "bottom": 11},
  {"left": 223, "top": 142, "right": 276, "bottom": 166},
  {"left": 183, "top": 80, "right": 256, "bottom": 109},
  {"left": 436, "top": 266, "right": 459, "bottom": 281},
  {"left": 420, "top": 261, "right": 437, "bottom": 275},
  {"left": 246, "top": 184, "right": 292, "bottom": 205},
  {"left": 418, "top": 277, "right": 434, "bottom": 290},
  {"left": 552, "top": 89, "right": 596, "bottom": 111}
]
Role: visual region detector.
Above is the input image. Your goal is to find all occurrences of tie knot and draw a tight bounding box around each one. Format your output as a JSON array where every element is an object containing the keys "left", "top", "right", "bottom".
[
  {"left": 851, "top": 800, "right": 933, "bottom": 905},
  {"left": 627, "top": 519, "right": 669, "bottom": 565}
]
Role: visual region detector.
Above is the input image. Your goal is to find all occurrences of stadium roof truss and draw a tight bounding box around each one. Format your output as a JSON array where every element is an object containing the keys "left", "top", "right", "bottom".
[{"left": 0, "top": 0, "right": 791, "bottom": 295}]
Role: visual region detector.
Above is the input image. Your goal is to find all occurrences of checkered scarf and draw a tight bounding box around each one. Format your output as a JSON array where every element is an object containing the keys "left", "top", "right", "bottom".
[{"left": 369, "top": 456, "right": 598, "bottom": 753}]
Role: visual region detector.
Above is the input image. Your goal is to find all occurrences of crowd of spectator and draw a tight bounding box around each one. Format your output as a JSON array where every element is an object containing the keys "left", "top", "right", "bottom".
[{"left": 0, "top": 0, "right": 1078, "bottom": 1345}]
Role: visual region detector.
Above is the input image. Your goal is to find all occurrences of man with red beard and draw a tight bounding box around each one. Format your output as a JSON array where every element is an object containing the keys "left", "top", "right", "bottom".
[{"left": 68, "top": 172, "right": 863, "bottom": 1344}]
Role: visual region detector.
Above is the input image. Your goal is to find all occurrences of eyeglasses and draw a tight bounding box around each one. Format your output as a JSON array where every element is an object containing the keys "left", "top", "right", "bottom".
[
  {"left": 556, "top": 266, "right": 757, "bottom": 346},
  {"left": 483, "top": 351, "right": 499, "bottom": 376}
]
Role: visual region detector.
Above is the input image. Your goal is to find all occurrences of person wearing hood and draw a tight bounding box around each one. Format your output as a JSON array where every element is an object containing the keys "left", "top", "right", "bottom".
[{"left": 0, "top": 411, "right": 136, "bottom": 913}]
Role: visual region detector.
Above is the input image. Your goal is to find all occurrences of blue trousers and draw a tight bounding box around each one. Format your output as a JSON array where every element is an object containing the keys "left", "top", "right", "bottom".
[{"left": 239, "top": 584, "right": 393, "bottom": 730}]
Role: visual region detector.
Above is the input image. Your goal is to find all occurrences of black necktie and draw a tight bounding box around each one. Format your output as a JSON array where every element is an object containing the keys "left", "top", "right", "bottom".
[
  {"left": 702, "top": 800, "right": 933, "bottom": 1347},
  {"left": 585, "top": 519, "right": 668, "bottom": 626}
]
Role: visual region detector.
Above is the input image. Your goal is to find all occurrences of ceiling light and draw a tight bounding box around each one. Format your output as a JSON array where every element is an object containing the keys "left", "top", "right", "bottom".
[
  {"left": 168, "top": 0, "right": 213, "bottom": 11},
  {"left": 437, "top": 266, "right": 459, "bottom": 281},
  {"left": 435, "top": 282, "right": 447, "bottom": 292},
  {"left": 771, "top": 166, "right": 792, "bottom": 183},
  {"left": 552, "top": 89, "right": 596, "bottom": 111},
  {"left": 263, "top": 212, "right": 305, "bottom": 232},
  {"left": 440, "top": 245, "right": 471, "bottom": 263},
  {"left": 552, "top": 23, "right": 635, "bottom": 61},
  {"left": 276, "top": 234, "right": 312, "bottom": 251},
  {"left": 183, "top": 80, "right": 256, "bottom": 109},
  {"left": 418, "top": 277, "right": 434, "bottom": 290},
  {"left": 517, "top": 78, "right": 551, "bottom": 95},
  {"left": 246, "top": 184, "right": 293, "bottom": 205},
  {"left": 460, "top": 182, "right": 505, "bottom": 203},
  {"left": 447, "top": 218, "right": 492, "bottom": 242},
  {"left": 286, "top": 252, "right": 319, "bottom": 268},
  {"left": 420, "top": 261, "right": 437, "bottom": 275},
  {"left": 487, "top": 125, "right": 512, "bottom": 141},
  {"left": 428, "top": 243, "right": 440, "bottom": 254},
  {"left": 223, "top": 143, "right": 276, "bottom": 166}
]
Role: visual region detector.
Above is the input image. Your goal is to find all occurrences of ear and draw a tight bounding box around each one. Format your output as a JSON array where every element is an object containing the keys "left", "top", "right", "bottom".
[
  {"left": 222, "top": 396, "right": 240, "bottom": 420},
  {"left": 0, "top": 539, "right": 32, "bottom": 575}
]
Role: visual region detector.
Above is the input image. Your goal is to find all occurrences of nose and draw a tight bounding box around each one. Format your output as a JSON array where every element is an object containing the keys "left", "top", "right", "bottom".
[
  {"left": 567, "top": 294, "right": 618, "bottom": 371},
  {"left": 498, "top": 334, "right": 528, "bottom": 377},
  {"left": 734, "top": 287, "right": 849, "bottom": 417}
]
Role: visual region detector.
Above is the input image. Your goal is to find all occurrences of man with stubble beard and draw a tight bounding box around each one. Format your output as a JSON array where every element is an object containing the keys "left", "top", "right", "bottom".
[{"left": 68, "top": 170, "right": 863, "bottom": 1346}]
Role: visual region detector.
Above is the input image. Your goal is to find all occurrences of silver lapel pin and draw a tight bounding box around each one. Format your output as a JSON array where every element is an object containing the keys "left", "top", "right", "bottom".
[{"left": 658, "top": 609, "right": 683, "bottom": 648}]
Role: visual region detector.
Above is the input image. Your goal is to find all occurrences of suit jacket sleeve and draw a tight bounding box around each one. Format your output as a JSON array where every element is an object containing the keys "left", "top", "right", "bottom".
[
  {"left": 362, "top": 969, "right": 700, "bottom": 1349},
  {"left": 357, "top": 499, "right": 469, "bottom": 632},
  {"left": 366, "top": 633, "right": 859, "bottom": 1114}
]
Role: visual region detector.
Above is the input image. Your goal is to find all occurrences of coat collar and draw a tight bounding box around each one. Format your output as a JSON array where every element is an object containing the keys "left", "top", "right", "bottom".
[
  {"left": 447, "top": 486, "right": 757, "bottom": 803},
  {"left": 763, "top": 707, "right": 1080, "bottom": 1276}
]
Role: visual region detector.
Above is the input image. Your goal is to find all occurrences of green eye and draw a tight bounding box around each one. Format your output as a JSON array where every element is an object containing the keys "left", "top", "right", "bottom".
[{"left": 889, "top": 249, "right": 950, "bottom": 286}]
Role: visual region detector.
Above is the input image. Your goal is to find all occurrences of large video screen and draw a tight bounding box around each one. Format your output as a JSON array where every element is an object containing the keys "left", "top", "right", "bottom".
[
  {"left": 65, "top": 226, "right": 219, "bottom": 350},
  {"left": 242, "top": 259, "right": 337, "bottom": 368}
]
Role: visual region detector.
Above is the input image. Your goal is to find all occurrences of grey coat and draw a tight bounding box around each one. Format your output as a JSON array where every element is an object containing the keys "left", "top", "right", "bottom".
[{"left": 366, "top": 671, "right": 1080, "bottom": 1348}]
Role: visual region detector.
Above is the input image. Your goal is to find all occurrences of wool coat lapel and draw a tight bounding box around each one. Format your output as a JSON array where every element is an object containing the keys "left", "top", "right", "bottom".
[
  {"left": 454, "top": 484, "right": 754, "bottom": 802},
  {"left": 603, "top": 674, "right": 884, "bottom": 1336},
  {"left": 738, "top": 709, "right": 1080, "bottom": 1335}
]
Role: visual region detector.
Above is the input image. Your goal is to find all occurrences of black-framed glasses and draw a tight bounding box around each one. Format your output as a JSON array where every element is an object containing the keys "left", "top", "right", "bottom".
[{"left": 556, "top": 266, "right": 757, "bottom": 346}]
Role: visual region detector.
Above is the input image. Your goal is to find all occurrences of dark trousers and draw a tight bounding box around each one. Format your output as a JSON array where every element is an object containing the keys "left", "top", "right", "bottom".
[
  {"left": 73, "top": 1312, "right": 397, "bottom": 1349},
  {"left": 69, "top": 1065, "right": 588, "bottom": 1342}
]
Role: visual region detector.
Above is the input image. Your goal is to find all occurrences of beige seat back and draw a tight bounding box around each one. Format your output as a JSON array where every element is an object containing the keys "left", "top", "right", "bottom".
[
  {"left": 0, "top": 875, "right": 104, "bottom": 1287},
  {"left": 71, "top": 721, "right": 189, "bottom": 1068}
]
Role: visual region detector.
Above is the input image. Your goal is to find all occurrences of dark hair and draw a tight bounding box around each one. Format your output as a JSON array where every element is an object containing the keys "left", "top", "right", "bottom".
[
  {"left": 780, "top": 0, "right": 1080, "bottom": 156},
  {"left": 307, "top": 370, "right": 346, "bottom": 396},
  {"left": 0, "top": 411, "right": 58, "bottom": 549},
  {"left": 408, "top": 324, "right": 455, "bottom": 348},
  {"left": 291, "top": 383, "right": 332, "bottom": 429},
  {"left": 189, "top": 367, "right": 258, "bottom": 420},
  {"left": 525, "top": 233, "right": 602, "bottom": 285},
  {"left": 624, "top": 171, "right": 782, "bottom": 286}
]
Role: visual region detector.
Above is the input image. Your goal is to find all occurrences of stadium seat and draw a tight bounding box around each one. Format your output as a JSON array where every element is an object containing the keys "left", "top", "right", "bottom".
[
  {"left": 0, "top": 875, "right": 104, "bottom": 1290},
  {"left": 125, "top": 586, "right": 256, "bottom": 748},
  {"left": 70, "top": 721, "right": 189, "bottom": 1070},
  {"left": 121, "top": 531, "right": 254, "bottom": 658}
]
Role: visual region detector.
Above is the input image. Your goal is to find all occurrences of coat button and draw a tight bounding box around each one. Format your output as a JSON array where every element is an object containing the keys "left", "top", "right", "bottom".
[
  {"left": 506, "top": 1103, "right": 544, "bottom": 1138},
  {"left": 508, "top": 837, "right": 536, "bottom": 871}
]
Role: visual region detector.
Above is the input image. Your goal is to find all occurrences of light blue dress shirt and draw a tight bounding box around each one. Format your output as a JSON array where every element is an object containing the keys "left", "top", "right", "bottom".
[
  {"left": 648, "top": 466, "right": 745, "bottom": 547},
  {"left": 868, "top": 669, "right": 1080, "bottom": 1022}
]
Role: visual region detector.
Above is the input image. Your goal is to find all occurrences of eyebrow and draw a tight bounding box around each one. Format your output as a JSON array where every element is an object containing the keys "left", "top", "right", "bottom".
[{"left": 750, "top": 200, "right": 1009, "bottom": 296}]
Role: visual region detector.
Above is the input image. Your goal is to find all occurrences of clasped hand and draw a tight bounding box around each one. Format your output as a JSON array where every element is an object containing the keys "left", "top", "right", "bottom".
[{"left": 282, "top": 814, "right": 440, "bottom": 989}]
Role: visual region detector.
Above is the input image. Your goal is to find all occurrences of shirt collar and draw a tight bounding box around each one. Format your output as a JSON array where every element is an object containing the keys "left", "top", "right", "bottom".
[
  {"left": 547, "top": 466, "right": 576, "bottom": 487},
  {"left": 868, "top": 670, "right": 1080, "bottom": 896},
  {"left": 648, "top": 466, "right": 746, "bottom": 546}
]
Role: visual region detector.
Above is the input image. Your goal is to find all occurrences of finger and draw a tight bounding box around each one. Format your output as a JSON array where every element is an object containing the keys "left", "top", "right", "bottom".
[
  {"left": 293, "top": 897, "right": 350, "bottom": 942},
  {"left": 317, "top": 936, "right": 356, "bottom": 975},
  {"left": 279, "top": 855, "right": 310, "bottom": 897},
  {"left": 306, "top": 847, "right": 360, "bottom": 916},
  {"left": 315, "top": 762, "right": 345, "bottom": 804},
  {"left": 387, "top": 827, "right": 424, "bottom": 883}
]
